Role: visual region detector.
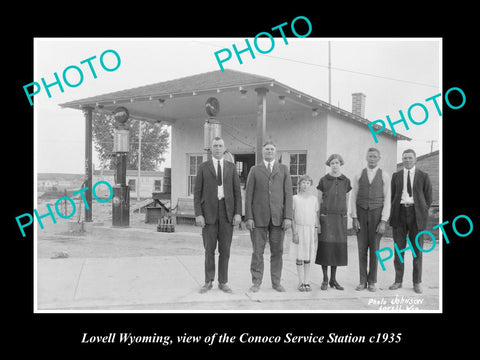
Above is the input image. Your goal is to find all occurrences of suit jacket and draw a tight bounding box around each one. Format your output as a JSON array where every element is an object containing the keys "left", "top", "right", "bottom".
[
  {"left": 244, "top": 161, "right": 293, "bottom": 227},
  {"left": 193, "top": 159, "right": 242, "bottom": 225},
  {"left": 389, "top": 168, "right": 432, "bottom": 230}
]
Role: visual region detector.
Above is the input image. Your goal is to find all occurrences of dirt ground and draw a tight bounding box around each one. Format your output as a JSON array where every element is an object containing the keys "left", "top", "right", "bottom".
[
  {"left": 36, "top": 196, "right": 426, "bottom": 261},
  {"left": 36, "top": 198, "right": 255, "bottom": 259},
  {"left": 35, "top": 198, "right": 441, "bottom": 312}
]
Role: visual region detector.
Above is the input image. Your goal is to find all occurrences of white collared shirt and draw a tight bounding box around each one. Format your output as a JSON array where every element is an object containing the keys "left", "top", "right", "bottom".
[
  {"left": 366, "top": 165, "right": 379, "bottom": 183},
  {"left": 401, "top": 166, "right": 415, "bottom": 204},
  {"left": 263, "top": 159, "right": 275, "bottom": 172},
  {"left": 350, "top": 166, "right": 391, "bottom": 222},
  {"left": 214, "top": 157, "right": 224, "bottom": 200}
]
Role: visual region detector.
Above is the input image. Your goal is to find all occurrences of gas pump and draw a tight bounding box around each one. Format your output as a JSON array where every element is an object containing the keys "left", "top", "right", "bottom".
[
  {"left": 203, "top": 97, "right": 222, "bottom": 160},
  {"left": 112, "top": 107, "right": 130, "bottom": 227}
]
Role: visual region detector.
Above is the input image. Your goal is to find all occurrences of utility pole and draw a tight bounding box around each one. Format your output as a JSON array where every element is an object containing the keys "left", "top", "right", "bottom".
[
  {"left": 137, "top": 120, "right": 142, "bottom": 201},
  {"left": 426, "top": 140, "right": 438, "bottom": 153},
  {"left": 328, "top": 40, "right": 332, "bottom": 104},
  {"left": 83, "top": 107, "right": 93, "bottom": 222}
]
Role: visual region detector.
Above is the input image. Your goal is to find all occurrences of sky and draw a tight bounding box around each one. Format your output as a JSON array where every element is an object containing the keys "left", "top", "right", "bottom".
[{"left": 34, "top": 38, "right": 441, "bottom": 174}]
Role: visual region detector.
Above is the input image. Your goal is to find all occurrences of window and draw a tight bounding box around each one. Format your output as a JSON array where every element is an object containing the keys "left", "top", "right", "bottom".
[
  {"left": 154, "top": 180, "right": 162, "bottom": 191},
  {"left": 188, "top": 155, "right": 204, "bottom": 196},
  {"left": 235, "top": 161, "right": 243, "bottom": 177},
  {"left": 128, "top": 179, "right": 136, "bottom": 192},
  {"left": 290, "top": 153, "right": 307, "bottom": 195}
]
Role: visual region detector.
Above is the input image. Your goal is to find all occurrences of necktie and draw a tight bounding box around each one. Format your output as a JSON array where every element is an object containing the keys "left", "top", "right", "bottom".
[
  {"left": 217, "top": 160, "right": 222, "bottom": 186},
  {"left": 268, "top": 161, "right": 272, "bottom": 174},
  {"left": 407, "top": 170, "right": 412, "bottom": 197}
]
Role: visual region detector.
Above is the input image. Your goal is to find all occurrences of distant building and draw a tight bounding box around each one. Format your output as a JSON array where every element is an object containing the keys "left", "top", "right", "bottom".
[
  {"left": 93, "top": 169, "right": 164, "bottom": 199},
  {"left": 37, "top": 174, "right": 84, "bottom": 193},
  {"left": 37, "top": 180, "right": 58, "bottom": 191},
  {"left": 397, "top": 150, "right": 439, "bottom": 207}
]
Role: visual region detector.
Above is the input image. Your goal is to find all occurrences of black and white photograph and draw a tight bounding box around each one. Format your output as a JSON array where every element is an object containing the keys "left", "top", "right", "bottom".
[
  {"left": 8, "top": 8, "right": 479, "bottom": 355},
  {"left": 32, "top": 37, "right": 441, "bottom": 313}
]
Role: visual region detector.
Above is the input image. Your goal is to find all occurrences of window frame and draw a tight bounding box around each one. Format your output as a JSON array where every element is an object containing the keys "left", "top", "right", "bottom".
[
  {"left": 187, "top": 154, "right": 206, "bottom": 196},
  {"left": 289, "top": 152, "right": 307, "bottom": 195}
]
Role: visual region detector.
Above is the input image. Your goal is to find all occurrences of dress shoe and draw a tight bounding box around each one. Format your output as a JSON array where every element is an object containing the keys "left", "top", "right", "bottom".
[
  {"left": 329, "top": 280, "right": 344, "bottom": 290},
  {"left": 320, "top": 281, "right": 328, "bottom": 290},
  {"left": 249, "top": 284, "right": 261, "bottom": 293},
  {"left": 218, "top": 283, "right": 233, "bottom": 293},
  {"left": 413, "top": 283, "right": 423, "bottom": 294},
  {"left": 389, "top": 282, "right": 402, "bottom": 290},
  {"left": 355, "top": 283, "right": 367, "bottom": 291},
  {"left": 368, "top": 283, "right": 377, "bottom": 292},
  {"left": 199, "top": 281, "right": 213, "bottom": 294},
  {"left": 356, "top": 283, "right": 367, "bottom": 291},
  {"left": 272, "top": 284, "right": 286, "bottom": 292}
]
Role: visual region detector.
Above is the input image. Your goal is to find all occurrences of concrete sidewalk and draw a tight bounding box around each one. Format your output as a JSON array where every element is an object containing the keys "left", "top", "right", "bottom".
[{"left": 36, "top": 224, "right": 441, "bottom": 312}]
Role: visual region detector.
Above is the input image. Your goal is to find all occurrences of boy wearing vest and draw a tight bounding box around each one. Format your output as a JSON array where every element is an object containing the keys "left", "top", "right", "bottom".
[{"left": 350, "top": 148, "right": 391, "bottom": 292}]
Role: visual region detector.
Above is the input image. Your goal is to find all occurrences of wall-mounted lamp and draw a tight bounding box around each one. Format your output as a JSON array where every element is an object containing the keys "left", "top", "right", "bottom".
[
  {"left": 312, "top": 108, "right": 318, "bottom": 117},
  {"left": 240, "top": 89, "right": 248, "bottom": 99},
  {"left": 158, "top": 99, "right": 165, "bottom": 108},
  {"left": 278, "top": 95, "right": 285, "bottom": 105}
]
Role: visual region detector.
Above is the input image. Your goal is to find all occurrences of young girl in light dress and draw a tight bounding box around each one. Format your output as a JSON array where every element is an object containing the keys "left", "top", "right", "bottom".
[{"left": 291, "top": 175, "right": 320, "bottom": 292}]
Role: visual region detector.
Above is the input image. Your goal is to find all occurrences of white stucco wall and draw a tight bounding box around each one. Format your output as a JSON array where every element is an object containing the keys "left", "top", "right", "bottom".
[
  {"left": 170, "top": 109, "right": 398, "bottom": 210},
  {"left": 171, "top": 118, "right": 204, "bottom": 208},
  {"left": 324, "top": 113, "right": 398, "bottom": 223},
  {"left": 171, "top": 110, "right": 328, "bottom": 206},
  {"left": 263, "top": 110, "right": 328, "bottom": 189},
  {"left": 325, "top": 113, "right": 398, "bottom": 181}
]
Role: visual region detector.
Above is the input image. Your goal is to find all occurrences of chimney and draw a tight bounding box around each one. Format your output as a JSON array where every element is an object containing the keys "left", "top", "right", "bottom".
[{"left": 352, "top": 92, "right": 366, "bottom": 118}]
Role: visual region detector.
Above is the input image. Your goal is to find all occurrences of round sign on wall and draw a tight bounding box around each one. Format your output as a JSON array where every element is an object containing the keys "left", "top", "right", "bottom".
[{"left": 205, "top": 97, "right": 220, "bottom": 117}]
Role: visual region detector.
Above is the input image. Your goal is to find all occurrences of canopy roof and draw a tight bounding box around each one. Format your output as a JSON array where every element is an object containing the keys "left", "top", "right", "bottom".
[{"left": 59, "top": 69, "right": 409, "bottom": 140}]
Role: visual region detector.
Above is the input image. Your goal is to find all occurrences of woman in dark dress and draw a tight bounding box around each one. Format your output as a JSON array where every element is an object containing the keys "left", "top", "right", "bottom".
[{"left": 315, "top": 154, "right": 352, "bottom": 290}]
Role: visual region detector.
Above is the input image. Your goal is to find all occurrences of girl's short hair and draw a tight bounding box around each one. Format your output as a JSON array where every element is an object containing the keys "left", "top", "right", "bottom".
[
  {"left": 298, "top": 174, "right": 313, "bottom": 185},
  {"left": 325, "top": 153, "right": 344, "bottom": 166}
]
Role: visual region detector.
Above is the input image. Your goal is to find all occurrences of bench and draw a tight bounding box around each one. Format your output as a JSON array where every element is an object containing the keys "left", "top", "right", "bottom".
[{"left": 175, "top": 197, "right": 196, "bottom": 225}]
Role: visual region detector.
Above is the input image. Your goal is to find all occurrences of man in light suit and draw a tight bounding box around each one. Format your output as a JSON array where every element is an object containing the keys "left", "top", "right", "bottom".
[
  {"left": 389, "top": 149, "right": 432, "bottom": 294},
  {"left": 194, "top": 137, "right": 242, "bottom": 294},
  {"left": 245, "top": 141, "right": 293, "bottom": 292}
]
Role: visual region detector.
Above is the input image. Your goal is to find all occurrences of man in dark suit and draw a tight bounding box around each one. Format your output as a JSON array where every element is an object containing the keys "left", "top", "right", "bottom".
[
  {"left": 389, "top": 149, "right": 432, "bottom": 294},
  {"left": 194, "top": 137, "right": 242, "bottom": 294},
  {"left": 245, "top": 141, "right": 293, "bottom": 292}
]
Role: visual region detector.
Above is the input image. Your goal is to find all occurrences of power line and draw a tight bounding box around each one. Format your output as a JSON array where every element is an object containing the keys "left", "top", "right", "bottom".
[
  {"left": 192, "top": 40, "right": 439, "bottom": 89},
  {"left": 264, "top": 54, "right": 438, "bottom": 89}
]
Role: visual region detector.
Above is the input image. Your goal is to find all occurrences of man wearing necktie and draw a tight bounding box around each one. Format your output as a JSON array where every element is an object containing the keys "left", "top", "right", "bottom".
[
  {"left": 245, "top": 141, "right": 293, "bottom": 292},
  {"left": 193, "top": 137, "right": 242, "bottom": 294},
  {"left": 389, "top": 149, "right": 432, "bottom": 294}
]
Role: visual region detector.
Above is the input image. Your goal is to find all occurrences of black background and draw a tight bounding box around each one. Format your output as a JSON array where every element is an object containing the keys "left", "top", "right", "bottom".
[{"left": 7, "top": 4, "right": 477, "bottom": 356}]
